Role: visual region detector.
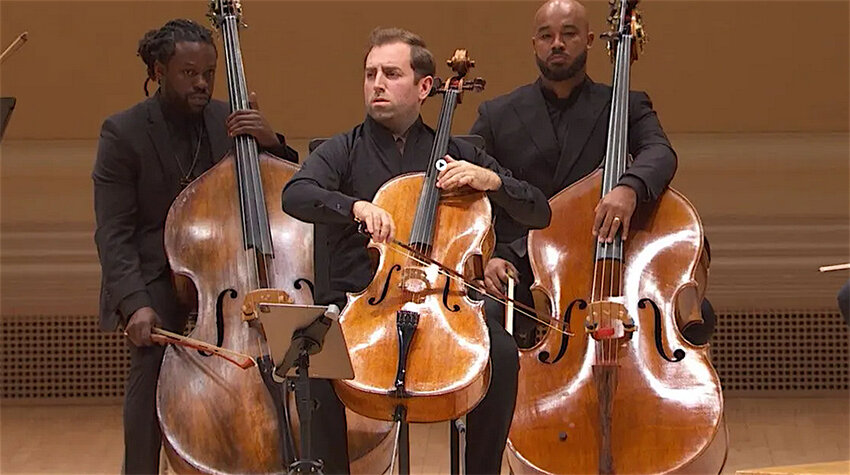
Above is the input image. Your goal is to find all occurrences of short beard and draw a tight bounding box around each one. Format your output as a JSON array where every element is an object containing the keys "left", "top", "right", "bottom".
[{"left": 536, "top": 50, "right": 587, "bottom": 82}]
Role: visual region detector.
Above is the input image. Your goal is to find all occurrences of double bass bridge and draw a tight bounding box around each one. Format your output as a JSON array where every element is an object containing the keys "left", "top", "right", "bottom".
[{"left": 585, "top": 298, "right": 636, "bottom": 342}]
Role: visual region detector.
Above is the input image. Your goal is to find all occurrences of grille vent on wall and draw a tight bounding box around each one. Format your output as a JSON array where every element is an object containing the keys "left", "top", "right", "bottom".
[
  {"left": 711, "top": 310, "right": 848, "bottom": 392},
  {"left": 1, "top": 310, "right": 848, "bottom": 402}
]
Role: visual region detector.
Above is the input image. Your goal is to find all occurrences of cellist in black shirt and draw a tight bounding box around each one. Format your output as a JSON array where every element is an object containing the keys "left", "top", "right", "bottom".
[{"left": 282, "top": 27, "right": 550, "bottom": 474}]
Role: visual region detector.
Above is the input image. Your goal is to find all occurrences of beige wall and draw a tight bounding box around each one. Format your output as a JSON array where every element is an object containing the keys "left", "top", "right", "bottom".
[
  {"left": 1, "top": 0, "right": 848, "bottom": 140},
  {"left": 1, "top": 1, "right": 848, "bottom": 316}
]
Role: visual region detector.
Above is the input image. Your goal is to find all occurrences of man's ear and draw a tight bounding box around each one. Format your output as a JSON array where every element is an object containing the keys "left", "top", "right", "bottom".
[
  {"left": 587, "top": 32, "right": 595, "bottom": 49},
  {"left": 418, "top": 75, "right": 434, "bottom": 101},
  {"left": 154, "top": 61, "right": 166, "bottom": 82}
]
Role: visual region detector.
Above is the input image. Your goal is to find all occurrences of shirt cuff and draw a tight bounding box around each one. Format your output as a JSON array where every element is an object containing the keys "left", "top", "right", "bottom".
[
  {"left": 487, "top": 175, "right": 531, "bottom": 209},
  {"left": 118, "top": 290, "right": 152, "bottom": 323},
  {"left": 263, "top": 134, "right": 291, "bottom": 159},
  {"left": 328, "top": 193, "right": 359, "bottom": 220},
  {"left": 617, "top": 175, "right": 649, "bottom": 202}
]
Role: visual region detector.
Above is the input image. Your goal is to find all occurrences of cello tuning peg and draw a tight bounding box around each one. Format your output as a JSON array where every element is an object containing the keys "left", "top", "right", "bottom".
[{"left": 429, "top": 77, "right": 445, "bottom": 96}]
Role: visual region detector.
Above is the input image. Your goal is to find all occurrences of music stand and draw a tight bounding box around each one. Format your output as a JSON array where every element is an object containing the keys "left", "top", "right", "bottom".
[
  {"left": 256, "top": 303, "right": 354, "bottom": 475},
  {"left": 0, "top": 97, "right": 16, "bottom": 141}
]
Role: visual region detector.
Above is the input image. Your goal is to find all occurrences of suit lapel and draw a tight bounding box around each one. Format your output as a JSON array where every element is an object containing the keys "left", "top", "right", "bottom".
[
  {"left": 552, "top": 79, "right": 610, "bottom": 188},
  {"left": 511, "top": 83, "right": 560, "bottom": 167},
  {"left": 204, "top": 101, "right": 231, "bottom": 163},
  {"left": 145, "top": 97, "right": 179, "bottom": 183}
]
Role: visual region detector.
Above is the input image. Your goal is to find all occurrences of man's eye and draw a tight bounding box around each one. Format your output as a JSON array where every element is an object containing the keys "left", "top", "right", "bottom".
[{"left": 184, "top": 70, "right": 197, "bottom": 77}]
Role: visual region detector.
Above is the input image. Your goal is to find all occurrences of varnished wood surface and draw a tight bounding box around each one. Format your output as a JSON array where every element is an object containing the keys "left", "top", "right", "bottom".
[
  {"left": 333, "top": 173, "right": 491, "bottom": 423},
  {"left": 1, "top": 397, "right": 848, "bottom": 474},
  {"left": 509, "top": 169, "right": 723, "bottom": 474},
  {"left": 156, "top": 154, "right": 314, "bottom": 473},
  {"left": 2, "top": 134, "right": 846, "bottom": 318}
]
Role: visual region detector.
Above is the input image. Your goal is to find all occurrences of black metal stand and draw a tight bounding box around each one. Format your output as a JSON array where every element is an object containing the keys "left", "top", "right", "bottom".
[
  {"left": 257, "top": 355, "right": 297, "bottom": 468},
  {"left": 257, "top": 311, "right": 334, "bottom": 475},
  {"left": 392, "top": 405, "right": 411, "bottom": 475},
  {"left": 288, "top": 348, "right": 323, "bottom": 474}
]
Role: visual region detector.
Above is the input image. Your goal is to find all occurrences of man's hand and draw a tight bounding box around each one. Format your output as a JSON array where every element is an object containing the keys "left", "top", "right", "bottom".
[
  {"left": 436, "top": 155, "right": 502, "bottom": 192},
  {"left": 353, "top": 201, "right": 396, "bottom": 243},
  {"left": 124, "top": 307, "right": 162, "bottom": 347},
  {"left": 226, "top": 92, "right": 281, "bottom": 148},
  {"left": 593, "top": 185, "right": 637, "bottom": 243},
  {"left": 483, "top": 258, "right": 519, "bottom": 295}
]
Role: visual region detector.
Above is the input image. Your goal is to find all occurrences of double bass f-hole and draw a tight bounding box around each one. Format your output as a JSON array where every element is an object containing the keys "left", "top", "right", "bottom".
[
  {"left": 538, "top": 299, "right": 586, "bottom": 364},
  {"left": 197, "top": 288, "right": 236, "bottom": 357},
  {"left": 640, "top": 298, "right": 686, "bottom": 362}
]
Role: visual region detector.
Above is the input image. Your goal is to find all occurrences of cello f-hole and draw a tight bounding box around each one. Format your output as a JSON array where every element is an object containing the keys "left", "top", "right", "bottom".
[
  {"left": 441, "top": 275, "right": 460, "bottom": 312},
  {"left": 368, "top": 264, "right": 401, "bottom": 306}
]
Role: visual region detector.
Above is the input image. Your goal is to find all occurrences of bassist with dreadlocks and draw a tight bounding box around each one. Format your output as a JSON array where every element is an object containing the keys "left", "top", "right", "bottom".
[{"left": 91, "top": 19, "right": 297, "bottom": 474}]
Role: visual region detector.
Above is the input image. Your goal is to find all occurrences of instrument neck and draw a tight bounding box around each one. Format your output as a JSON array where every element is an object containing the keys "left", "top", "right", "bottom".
[
  {"left": 596, "top": 26, "right": 634, "bottom": 265},
  {"left": 218, "top": 12, "right": 274, "bottom": 277},
  {"left": 409, "top": 89, "right": 459, "bottom": 252}
]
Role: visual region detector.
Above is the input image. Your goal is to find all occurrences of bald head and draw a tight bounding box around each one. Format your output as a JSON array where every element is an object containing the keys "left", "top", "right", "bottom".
[
  {"left": 534, "top": 0, "right": 589, "bottom": 33},
  {"left": 532, "top": 0, "right": 594, "bottom": 84}
]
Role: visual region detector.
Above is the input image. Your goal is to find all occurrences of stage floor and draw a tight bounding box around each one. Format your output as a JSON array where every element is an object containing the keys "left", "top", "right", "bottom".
[{"left": 1, "top": 396, "right": 847, "bottom": 474}]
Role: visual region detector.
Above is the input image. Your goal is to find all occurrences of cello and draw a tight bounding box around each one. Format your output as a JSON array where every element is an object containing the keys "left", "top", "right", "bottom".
[
  {"left": 156, "top": 1, "right": 391, "bottom": 472},
  {"left": 331, "top": 51, "right": 491, "bottom": 427},
  {"left": 506, "top": 1, "right": 724, "bottom": 473}
]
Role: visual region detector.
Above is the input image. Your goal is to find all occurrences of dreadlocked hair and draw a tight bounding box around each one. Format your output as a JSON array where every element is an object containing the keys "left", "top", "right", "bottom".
[{"left": 136, "top": 19, "right": 216, "bottom": 96}]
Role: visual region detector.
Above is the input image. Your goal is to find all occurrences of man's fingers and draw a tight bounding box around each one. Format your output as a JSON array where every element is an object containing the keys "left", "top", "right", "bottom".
[
  {"left": 249, "top": 91, "right": 260, "bottom": 110},
  {"left": 506, "top": 262, "right": 519, "bottom": 281},
  {"left": 597, "top": 210, "right": 615, "bottom": 243},
  {"left": 484, "top": 275, "right": 501, "bottom": 295},
  {"left": 606, "top": 215, "right": 621, "bottom": 243},
  {"left": 440, "top": 171, "right": 471, "bottom": 191},
  {"left": 495, "top": 263, "right": 510, "bottom": 283},
  {"left": 592, "top": 204, "right": 607, "bottom": 237},
  {"left": 437, "top": 162, "right": 462, "bottom": 184},
  {"left": 365, "top": 214, "right": 376, "bottom": 239},
  {"left": 387, "top": 214, "right": 396, "bottom": 242},
  {"left": 621, "top": 215, "right": 631, "bottom": 241}
]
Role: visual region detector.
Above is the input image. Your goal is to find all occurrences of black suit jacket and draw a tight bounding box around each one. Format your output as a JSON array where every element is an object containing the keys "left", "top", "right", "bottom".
[
  {"left": 93, "top": 96, "right": 297, "bottom": 331},
  {"left": 470, "top": 77, "right": 677, "bottom": 269}
]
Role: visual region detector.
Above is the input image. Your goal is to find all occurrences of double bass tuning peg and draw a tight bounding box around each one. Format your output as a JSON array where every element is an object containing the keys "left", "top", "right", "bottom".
[{"left": 463, "top": 78, "right": 486, "bottom": 93}]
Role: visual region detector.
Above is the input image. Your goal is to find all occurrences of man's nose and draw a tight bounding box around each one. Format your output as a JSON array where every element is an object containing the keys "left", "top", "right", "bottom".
[
  {"left": 194, "top": 75, "right": 209, "bottom": 91},
  {"left": 551, "top": 33, "right": 566, "bottom": 50},
  {"left": 373, "top": 71, "right": 388, "bottom": 90}
]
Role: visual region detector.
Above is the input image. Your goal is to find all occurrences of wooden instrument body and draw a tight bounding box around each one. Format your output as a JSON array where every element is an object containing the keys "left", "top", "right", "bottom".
[
  {"left": 158, "top": 154, "right": 394, "bottom": 473},
  {"left": 332, "top": 173, "right": 492, "bottom": 423},
  {"left": 507, "top": 169, "right": 723, "bottom": 474},
  {"left": 157, "top": 154, "right": 312, "bottom": 473}
]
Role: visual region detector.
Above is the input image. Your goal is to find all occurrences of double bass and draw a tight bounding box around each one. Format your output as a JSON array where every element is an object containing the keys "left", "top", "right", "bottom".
[
  {"left": 332, "top": 51, "right": 491, "bottom": 427},
  {"left": 506, "top": 2, "right": 724, "bottom": 473},
  {"left": 156, "top": 1, "right": 391, "bottom": 472}
]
